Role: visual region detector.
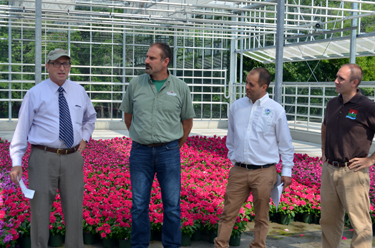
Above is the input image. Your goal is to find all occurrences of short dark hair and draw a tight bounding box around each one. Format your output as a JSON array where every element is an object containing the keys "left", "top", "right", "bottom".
[
  {"left": 248, "top": 68, "right": 271, "bottom": 88},
  {"left": 342, "top": 63, "right": 363, "bottom": 86},
  {"left": 150, "top": 42, "right": 172, "bottom": 66}
]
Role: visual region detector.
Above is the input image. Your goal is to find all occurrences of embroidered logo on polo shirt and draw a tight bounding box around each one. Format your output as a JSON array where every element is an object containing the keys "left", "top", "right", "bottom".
[
  {"left": 346, "top": 109, "right": 358, "bottom": 120},
  {"left": 167, "top": 91, "right": 177, "bottom": 96},
  {"left": 265, "top": 109, "right": 271, "bottom": 115}
]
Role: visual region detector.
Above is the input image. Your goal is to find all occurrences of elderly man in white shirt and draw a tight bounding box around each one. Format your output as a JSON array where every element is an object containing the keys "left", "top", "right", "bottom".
[
  {"left": 9, "top": 48, "right": 96, "bottom": 248},
  {"left": 215, "top": 68, "right": 294, "bottom": 248}
]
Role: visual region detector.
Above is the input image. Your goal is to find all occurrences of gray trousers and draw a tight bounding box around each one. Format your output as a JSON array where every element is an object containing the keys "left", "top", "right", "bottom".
[{"left": 28, "top": 147, "right": 84, "bottom": 248}]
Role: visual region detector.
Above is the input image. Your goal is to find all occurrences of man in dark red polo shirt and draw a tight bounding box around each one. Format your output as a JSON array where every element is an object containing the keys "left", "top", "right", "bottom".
[{"left": 321, "top": 64, "right": 375, "bottom": 247}]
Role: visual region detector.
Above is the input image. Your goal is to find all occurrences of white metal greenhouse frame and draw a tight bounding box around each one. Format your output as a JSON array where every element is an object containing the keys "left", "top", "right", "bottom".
[{"left": 1, "top": 0, "right": 375, "bottom": 131}]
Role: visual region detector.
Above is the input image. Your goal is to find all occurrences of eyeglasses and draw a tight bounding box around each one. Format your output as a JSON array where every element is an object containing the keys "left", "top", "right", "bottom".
[{"left": 48, "top": 61, "right": 71, "bottom": 68}]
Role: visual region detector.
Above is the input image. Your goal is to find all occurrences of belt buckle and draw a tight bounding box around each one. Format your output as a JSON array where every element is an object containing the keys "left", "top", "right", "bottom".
[
  {"left": 57, "top": 149, "right": 67, "bottom": 155},
  {"left": 332, "top": 161, "right": 340, "bottom": 167},
  {"left": 245, "top": 164, "right": 251, "bottom": 170}
]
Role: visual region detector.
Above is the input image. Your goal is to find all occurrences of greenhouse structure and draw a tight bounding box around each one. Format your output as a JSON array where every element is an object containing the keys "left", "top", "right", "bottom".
[{"left": 1, "top": 0, "right": 375, "bottom": 139}]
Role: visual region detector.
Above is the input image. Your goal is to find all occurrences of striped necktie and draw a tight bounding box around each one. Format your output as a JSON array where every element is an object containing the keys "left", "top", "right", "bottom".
[{"left": 58, "top": 87, "right": 74, "bottom": 148}]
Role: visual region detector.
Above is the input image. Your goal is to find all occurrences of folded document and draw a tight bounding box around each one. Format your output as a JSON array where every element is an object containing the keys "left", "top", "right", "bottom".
[
  {"left": 271, "top": 175, "right": 284, "bottom": 212},
  {"left": 17, "top": 176, "right": 35, "bottom": 199}
]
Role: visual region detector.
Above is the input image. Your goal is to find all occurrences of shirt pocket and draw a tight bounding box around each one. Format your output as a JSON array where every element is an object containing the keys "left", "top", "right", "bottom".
[
  {"left": 256, "top": 110, "right": 273, "bottom": 133},
  {"left": 160, "top": 93, "right": 181, "bottom": 114},
  {"left": 73, "top": 104, "right": 83, "bottom": 125}
]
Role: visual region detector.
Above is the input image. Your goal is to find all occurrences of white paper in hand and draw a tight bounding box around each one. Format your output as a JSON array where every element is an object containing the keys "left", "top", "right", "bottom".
[
  {"left": 271, "top": 175, "right": 284, "bottom": 212},
  {"left": 17, "top": 176, "right": 35, "bottom": 199}
]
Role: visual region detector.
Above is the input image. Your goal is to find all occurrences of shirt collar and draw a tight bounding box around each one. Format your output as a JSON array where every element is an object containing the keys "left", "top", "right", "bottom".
[
  {"left": 47, "top": 78, "right": 69, "bottom": 94},
  {"left": 249, "top": 93, "right": 270, "bottom": 106},
  {"left": 338, "top": 89, "right": 362, "bottom": 104},
  {"left": 148, "top": 71, "right": 170, "bottom": 84}
]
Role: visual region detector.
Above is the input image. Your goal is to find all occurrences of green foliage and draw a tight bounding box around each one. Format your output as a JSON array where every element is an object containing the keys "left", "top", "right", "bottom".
[{"left": 240, "top": 54, "right": 375, "bottom": 83}]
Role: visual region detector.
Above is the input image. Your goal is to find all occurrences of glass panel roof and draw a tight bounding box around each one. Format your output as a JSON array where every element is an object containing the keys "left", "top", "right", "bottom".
[
  {"left": 243, "top": 33, "right": 375, "bottom": 63},
  {"left": 1, "top": 0, "right": 374, "bottom": 63}
]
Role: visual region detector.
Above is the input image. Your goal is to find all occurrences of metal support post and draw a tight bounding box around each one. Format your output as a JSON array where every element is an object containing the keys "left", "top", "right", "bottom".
[
  {"left": 275, "top": 0, "right": 285, "bottom": 104},
  {"left": 350, "top": 2, "right": 358, "bottom": 64},
  {"left": 35, "top": 0, "right": 42, "bottom": 84}
]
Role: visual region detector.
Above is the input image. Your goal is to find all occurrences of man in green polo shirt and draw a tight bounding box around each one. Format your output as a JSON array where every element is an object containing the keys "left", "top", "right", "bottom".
[{"left": 119, "top": 42, "right": 195, "bottom": 248}]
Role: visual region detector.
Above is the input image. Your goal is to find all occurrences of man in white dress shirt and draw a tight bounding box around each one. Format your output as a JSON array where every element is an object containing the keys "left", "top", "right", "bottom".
[
  {"left": 9, "top": 48, "right": 96, "bottom": 248},
  {"left": 215, "top": 68, "right": 294, "bottom": 248}
]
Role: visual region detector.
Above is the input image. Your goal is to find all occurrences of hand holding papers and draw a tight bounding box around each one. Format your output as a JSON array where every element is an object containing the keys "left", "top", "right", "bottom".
[
  {"left": 271, "top": 175, "right": 284, "bottom": 212},
  {"left": 17, "top": 176, "right": 35, "bottom": 199}
]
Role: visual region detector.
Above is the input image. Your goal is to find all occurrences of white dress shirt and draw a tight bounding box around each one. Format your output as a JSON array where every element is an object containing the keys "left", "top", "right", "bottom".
[
  {"left": 226, "top": 93, "right": 294, "bottom": 177},
  {"left": 10, "top": 79, "right": 97, "bottom": 167}
]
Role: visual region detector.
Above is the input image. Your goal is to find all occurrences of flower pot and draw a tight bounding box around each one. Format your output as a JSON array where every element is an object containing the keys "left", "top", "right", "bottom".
[
  {"left": 313, "top": 214, "right": 320, "bottom": 225},
  {"left": 229, "top": 234, "right": 241, "bottom": 246},
  {"left": 119, "top": 239, "right": 131, "bottom": 248},
  {"left": 208, "top": 230, "right": 217, "bottom": 244},
  {"left": 150, "top": 230, "right": 162, "bottom": 241},
  {"left": 269, "top": 212, "right": 279, "bottom": 223},
  {"left": 294, "top": 213, "right": 302, "bottom": 222},
  {"left": 102, "top": 238, "right": 116, "bottom": 248},
  {"left": 48, "top": 234, "right": 63, "bottom": 247},
  {"left": 191, "top": 230, "right": 202, "bottom": 241},
  {"left": 83, "top": 232, "right": 96, "bottom": 244},
  {"left": 302, "top": 213, "right": 313, "bottom": 224},
  {"left": 19, "top": 236, "right": 31, "bottom": 248},
  {"left": 181, "top": 233, "right": 191, "bottom": 246},
  {"left": 279, "top": 214, "right": 291, "bottom": 225}
]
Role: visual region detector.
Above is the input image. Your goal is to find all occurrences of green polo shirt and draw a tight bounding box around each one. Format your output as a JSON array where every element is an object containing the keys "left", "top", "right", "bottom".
[{"left": 120, "top": 73, "right": 195, "bottom": 144}]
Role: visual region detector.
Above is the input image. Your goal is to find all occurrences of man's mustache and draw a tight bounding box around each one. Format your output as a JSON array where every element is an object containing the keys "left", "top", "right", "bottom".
[{"left": 145, "top": 64, "right": 152, "bottom": 69}]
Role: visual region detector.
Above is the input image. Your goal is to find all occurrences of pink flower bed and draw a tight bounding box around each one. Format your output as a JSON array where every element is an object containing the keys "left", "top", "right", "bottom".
[{"left": 0, "top": 136, "right": 374, "bottom": 247}]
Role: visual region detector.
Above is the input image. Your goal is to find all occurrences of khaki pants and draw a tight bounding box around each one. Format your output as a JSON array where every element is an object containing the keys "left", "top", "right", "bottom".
[
  {"left": 28, "top": 147, "right": 84, "bottom": 248},
  {"left": 214, "top": 165, "right": 277, "bottom": 248},
  {"left": 321, "top": 161, "right": 373, "bottom": 248}
]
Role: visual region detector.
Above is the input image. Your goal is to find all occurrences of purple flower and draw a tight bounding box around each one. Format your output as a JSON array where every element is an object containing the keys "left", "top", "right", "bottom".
[{"left": 3, "top": 234, "right": 13, "bottom": 243}]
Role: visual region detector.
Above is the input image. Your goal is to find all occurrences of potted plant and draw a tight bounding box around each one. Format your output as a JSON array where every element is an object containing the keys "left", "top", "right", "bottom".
[
  {"left": 181, "top": 216, "right": 195, "bottom": 246},
  {"left": 191, "top": 218, "right": 203, "bottom": 241},
  {"left": 17, "top": 213, "right": 31, "bottom": 248},
  {"left": 229, "top": 216, "right": 248, "bottom": 246},
  {"left": 48, "top": 209, "right": 65, "bottom": 247},
  {"left": 278, "top": 203, "right": 295, "bottom": 225},
  {"left": 82, "top": 216, "right": 96, "bottom": 244},
  {"left": 204, "top": 215, "right": 219, "bottom": 244},
  {"left": 112, "top": 222, "right": 131, "bottom": 248},
  {"left": 97, "top": 222, "right": 116, "bottom": 248}
]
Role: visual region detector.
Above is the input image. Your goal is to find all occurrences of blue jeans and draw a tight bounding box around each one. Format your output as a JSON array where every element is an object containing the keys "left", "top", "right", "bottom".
[{"left": 129, "top": 140, "right": 181, "bottom": 248}]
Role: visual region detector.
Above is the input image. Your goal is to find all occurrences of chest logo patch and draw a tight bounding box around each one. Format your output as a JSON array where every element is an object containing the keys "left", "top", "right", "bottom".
[
  {"left": 167, "top": 91, "right": 177, "bottom": 96},
  {"left": 346, "top": 109, "right": 358, "bottom": 120},
  {"left": 265, "top": 108, "right": 271, "bottom": 115}
]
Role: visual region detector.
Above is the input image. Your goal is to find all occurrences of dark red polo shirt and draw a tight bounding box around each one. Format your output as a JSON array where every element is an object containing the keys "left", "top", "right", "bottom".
[{"left": 323, "top": 90, "right": 375, "bottom": 162}]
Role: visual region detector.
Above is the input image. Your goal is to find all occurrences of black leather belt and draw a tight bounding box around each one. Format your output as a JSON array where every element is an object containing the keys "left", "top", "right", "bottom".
[
  {"left": 145, "top": 143, "right": 164, "bottom": 147},
  {"left": 136, "top": 143, "right": 165, "bottom": 147},
  {"left": 235, "top": 162, "right": 275, "bottom": 170},
  {"left": 327, "top": 160, "right": 351, "bottom": 168},
  {"left": 32, "top": 145, "right": 79, "bottom": 155}
]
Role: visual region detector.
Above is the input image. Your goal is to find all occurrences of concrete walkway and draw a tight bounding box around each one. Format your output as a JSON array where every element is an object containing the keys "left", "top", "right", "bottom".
[{"left": 80, "top": 220, "right": 360, "bottom": 248}]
